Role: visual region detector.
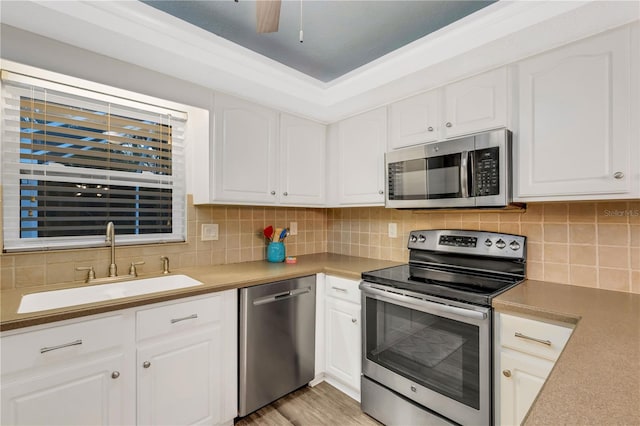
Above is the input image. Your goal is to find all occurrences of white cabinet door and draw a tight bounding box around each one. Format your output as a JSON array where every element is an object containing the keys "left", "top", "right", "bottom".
[
  {"left": 337, "top": 107, "right": 387, "bottom": 205},
  {"left": 137, "top": 328, "right": 223, "bottom": 426},
  {"left": 499, "top": 350, "right": 554, "bottom": 426},
  {"left": 325, "top": 297, "right": 361, "bottom": 392},
  {"left": 279, "top": 113, "right": 326, "bottom": 205},
  {"left": 443, "top": 67, "right": 507, "bottom": 139},
  {"left": 389, "top": 90, "right": 440, "bottom": 150},
  {"left": 1, "top": 354, "right": 127, "bottom": 426},
  {"left": 136, "top": 291, "right": 237, "bottom": 426},
  {"left": 214, "top": 93, "right": 278, "bottom": 203},
  {"left": 516, "top": 27, "right": 634, "bottom": 199}
]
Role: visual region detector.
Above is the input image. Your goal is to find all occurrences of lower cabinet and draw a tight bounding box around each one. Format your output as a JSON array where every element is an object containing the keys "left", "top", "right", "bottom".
[
  {"left": 1, "top": 290, "right": 237, "bottom": 426},
  {"left": 495, "top": 313, "right": 573, "bottom": 426},
  {"left": 322, "top": 275, "right": 362, "bottom": 401},
  {"left": 499, "top": 349, "right": 554, "bottom": 426}
]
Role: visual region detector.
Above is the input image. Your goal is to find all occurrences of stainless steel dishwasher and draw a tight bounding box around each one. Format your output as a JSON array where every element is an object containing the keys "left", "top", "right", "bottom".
[{"left": 239, "top": 275, "right": 316, "bottom": 417}]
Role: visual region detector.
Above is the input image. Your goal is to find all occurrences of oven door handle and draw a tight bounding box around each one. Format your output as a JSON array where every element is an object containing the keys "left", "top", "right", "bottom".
[{"left": 361, "top": 284, "right": 487, "bottom": 321}]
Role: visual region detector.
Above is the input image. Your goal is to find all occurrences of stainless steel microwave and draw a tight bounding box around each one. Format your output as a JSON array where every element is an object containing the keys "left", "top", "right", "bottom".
[{"left": 385, "top": 129, "right": 512, "bottom": 209}]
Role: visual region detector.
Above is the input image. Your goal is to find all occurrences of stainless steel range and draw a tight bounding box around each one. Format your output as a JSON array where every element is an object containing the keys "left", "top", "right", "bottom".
[{"left": 360, "top": 229, "right": 526, "bottom": 426}]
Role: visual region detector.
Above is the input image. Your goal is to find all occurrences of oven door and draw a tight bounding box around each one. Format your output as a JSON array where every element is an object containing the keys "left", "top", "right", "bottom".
[
  {"left": 360, "top": 282, "right": 492, "bottom": 426},
  {"left": 386, "top": 136, "right": 476, "bottom": 209}
]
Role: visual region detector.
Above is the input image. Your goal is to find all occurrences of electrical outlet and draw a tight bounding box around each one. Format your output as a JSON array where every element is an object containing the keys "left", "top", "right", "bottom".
[
  {"left": 201, "top": 224, "right": 219, "bottom": 241},
  {"left": 290, "top": 222, "right": 298, "bottom": 236},
  {"left": 388, "top": 223, "right": 398, "bottom": 238}
]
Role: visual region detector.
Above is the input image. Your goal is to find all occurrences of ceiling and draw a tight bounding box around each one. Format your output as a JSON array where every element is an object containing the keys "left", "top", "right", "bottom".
[{"left": 141, "top": 0, "right": 495, "bottom": 82}]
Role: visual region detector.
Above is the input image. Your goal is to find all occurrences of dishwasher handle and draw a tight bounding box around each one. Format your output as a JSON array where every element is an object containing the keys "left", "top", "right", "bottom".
[{"left": 252, "top": 287, "right": 311, "bottom": 306}]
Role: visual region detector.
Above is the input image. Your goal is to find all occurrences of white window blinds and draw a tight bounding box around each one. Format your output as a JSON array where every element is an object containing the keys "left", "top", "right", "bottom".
[{"left": 1, "top": 70, "right": 187, "bottom": 252}]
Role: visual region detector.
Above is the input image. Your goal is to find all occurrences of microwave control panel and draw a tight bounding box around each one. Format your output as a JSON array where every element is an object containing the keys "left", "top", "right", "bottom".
[{"left": 473, "top": 147, "right": 499, "bottom": 197}]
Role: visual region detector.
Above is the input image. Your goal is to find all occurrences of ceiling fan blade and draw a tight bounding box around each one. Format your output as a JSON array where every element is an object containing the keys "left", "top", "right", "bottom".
[{"left": 256, "top": 0, "right": 281, "bottom": 33}]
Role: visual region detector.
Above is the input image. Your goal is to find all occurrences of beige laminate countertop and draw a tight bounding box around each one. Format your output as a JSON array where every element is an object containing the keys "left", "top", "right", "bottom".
[
  {"left": 493, "top": 280, "right": 640, "bottom": 426},
  {"left": 3, "top": 255, "right": 639, "bottom": 425},
  {"left": 0, "top": 253, "right": 400, "bottom": 331}
]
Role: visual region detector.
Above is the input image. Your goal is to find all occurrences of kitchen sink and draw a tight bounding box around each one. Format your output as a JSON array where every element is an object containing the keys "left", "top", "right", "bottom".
[{"left": 17, "top": 274, "right": 203, "bottom": 314}]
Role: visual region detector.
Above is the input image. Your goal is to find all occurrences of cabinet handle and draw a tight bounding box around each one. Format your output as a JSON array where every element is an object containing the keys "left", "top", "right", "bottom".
[
  {"left": 515, "top": 332, "right": 552, "bottom": 346},
  {"left": 143, "top": 361, "right": 151, "bottom": 369},
  {"left": 111, "top": 371, "right": 120, "bottom": 379},
  {"left": 40, "top": 339, "right": 83, "bottom": 354},
  {"left": 427, "top": 126, "right": 434, "bottom": 132},
  {"left": 378, "top": 190, "right": 384, "bottom": 195},
  {"left": 270, "top": 191, "right": 276, "bottom": 195},
  {"left": 351, "top": 318, "right": 357, "bottom": 323},
  {"left": 332, "top": 286, "right": 347, "bottom": 293},
  {"left": 613, "top": 172, "right": 624, "bottom": 179},
  {"left": 283, "top": 192, "right": 288, "bottom": 196},
  {"left": 170, "top": 313, "right": 198, "bottom": 324},
  {"left": 445, "top": 122, "right": 452, "bottom": 128},
  {"left": 503, "top": 369, "right": 512, "bottom": 378}
]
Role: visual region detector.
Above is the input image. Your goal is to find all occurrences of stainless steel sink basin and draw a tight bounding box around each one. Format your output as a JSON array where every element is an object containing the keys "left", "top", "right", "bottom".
[{"left": 17, "top": 274, "right": 203, "bottom": 314}]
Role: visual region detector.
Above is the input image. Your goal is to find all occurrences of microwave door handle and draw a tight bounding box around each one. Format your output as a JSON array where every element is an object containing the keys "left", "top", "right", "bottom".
[{"left": 460, "top": 151, "right": 469, "bottom": 198}]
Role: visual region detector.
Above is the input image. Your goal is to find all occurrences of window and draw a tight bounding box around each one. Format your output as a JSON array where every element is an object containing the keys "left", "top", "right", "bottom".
[{"left": 1, "top": 69, "right": 187, "bottom": 251}]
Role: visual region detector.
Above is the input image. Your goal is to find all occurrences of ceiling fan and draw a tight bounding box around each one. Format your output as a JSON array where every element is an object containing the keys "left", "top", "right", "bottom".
[{"left": 255, "top": 0, "right": 281, "bottom": 33}]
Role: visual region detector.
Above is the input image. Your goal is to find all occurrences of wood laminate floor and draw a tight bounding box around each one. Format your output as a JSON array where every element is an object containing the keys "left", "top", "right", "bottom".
[{"left": 235, "top": 382, "right": 381, "bottom": 426}]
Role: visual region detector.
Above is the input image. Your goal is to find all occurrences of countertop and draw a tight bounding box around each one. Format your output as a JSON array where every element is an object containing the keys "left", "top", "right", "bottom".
[
  {"left": 494, "top": 280, "right": 640, "bottom": 425},
  {"left": 2, "top": 255, "right": 639, "bottom": 425},
  {"left": 0, "top": 253, "right": 400, "bottom": 331}
]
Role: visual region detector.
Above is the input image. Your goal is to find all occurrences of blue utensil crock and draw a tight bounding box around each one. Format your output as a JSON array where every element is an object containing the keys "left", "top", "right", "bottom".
[{"left": 267, "top": 242, "right": 285, "bottom": 263}]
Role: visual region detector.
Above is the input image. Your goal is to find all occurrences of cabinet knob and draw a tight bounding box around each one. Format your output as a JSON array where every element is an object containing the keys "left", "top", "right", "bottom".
[
  {"left": 283, "top": 192, "right": 288, "bottom": 196},
  {"left": 445, "top": 122, "right": 452, "bottom": 128},
  {"left": 143, "top": 361, "right": 151, "bottom": 369},
  {"left": 352, "top": 318, "right": 357, "bottom": 323},
  {"left": 111, "top": 371, "right": 120, "bottom": 379},
  {"left": 503, "top": 369, "right": 512, "bottom": 378},
  {"left": 378, "top": 190, "right": 384, "bottom": 195},
  {"left": 614, "top": 172, "right": 624, "bottom": 179},
  {"left": 427, "top": 126, "right": 434, "bottom": 132},
  {"left": 270, "top": 191, "right": 276, "bottom": 195}
]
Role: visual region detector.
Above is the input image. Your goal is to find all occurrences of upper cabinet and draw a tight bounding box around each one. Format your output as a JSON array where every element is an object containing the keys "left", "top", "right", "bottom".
[
  {"left": 388, "top": 90, "right": 440, "bottom": 150},
  {"left": 206, "top": 94, "right": 326, "bottom": 206},
  {"left": 279, "top": 114, "right": 326, "bottom": 206},
  {"left": 443, "top": 67, "right": 508, "bottom": 139},
  {"left": 388, "top": 67, "right": 508, "bottom": 150},
  {"left": 213, "top": 94, "right": 279, "bottom": 204},
  {"left": 515, "top": 25, "right": 638, "bottom": 201},
  {"left": 335, "top": 107, "right": 387, "bottom": 205}
]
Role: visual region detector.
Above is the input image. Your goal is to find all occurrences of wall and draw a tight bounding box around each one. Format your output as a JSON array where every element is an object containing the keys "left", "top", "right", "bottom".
[
  {"left": 327, "top": 201, "right": 640, "bottom": 294},
  {"left": 0, "top": 195, "right": 327, "bottom": 290}
]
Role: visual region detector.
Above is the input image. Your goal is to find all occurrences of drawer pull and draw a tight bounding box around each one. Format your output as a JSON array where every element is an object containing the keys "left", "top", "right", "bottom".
[
  {"left": 40, "top": 339, "right": 83, "bottom": 354},
  {"left": 170, "top": 314, "right": 198, "bottom": 324},
  {"left": 515, "top": 332, "right": 551, "bottom": 346},
  {"left": 332, "top": 287, "right": 348, "bottom": 293}
]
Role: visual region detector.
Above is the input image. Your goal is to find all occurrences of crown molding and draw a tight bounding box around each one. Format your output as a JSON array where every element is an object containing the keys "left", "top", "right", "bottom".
[{"left": 1, "top": 0, "right": 638, "bottom": 122}]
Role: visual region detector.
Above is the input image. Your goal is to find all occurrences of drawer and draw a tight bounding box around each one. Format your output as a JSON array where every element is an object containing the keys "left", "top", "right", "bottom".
[
  {"left": 326, "top": 275, "right": 361, "bottom": 304},
  {"left": 136, "top": 294, "right": 222, "bottom": 341},
  {"left": 499, "top": 313, "right": 573, "bottom": 361},
  {"left": 1, "top": 314, "right": 127, "bottom": 375}
]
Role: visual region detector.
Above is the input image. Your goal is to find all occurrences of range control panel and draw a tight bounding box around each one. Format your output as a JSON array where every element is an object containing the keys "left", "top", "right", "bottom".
[{"left": 408, "top": 229, "right": 526, "bottom": 259}]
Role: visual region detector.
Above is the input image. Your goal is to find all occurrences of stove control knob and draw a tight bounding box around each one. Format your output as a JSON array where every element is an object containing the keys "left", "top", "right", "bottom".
[
  {"left": 509, "top": 240, "right": 521, "bottom": 251},
  {"left": 409, "top": 235, "right": 418, "bottom": 243},
  {"left": 484, "top": 238, "right": 493, "bottom": 247},
  {"left": 417, "top": 234, "right": 426, "bottom": 243},
  {"left": 495, "top": 239, "right": 506, "bottom": 249}
]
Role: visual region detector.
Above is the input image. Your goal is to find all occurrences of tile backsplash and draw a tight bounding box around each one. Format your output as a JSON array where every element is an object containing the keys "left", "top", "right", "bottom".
[
  {"left": 1, "top": 196, "right": 638, "bottom": 294},
  {"left": 327, "top": 201, "right": 639, "bottom": 294},
  {"left": 0, "top": 195, "right": 327, "bottom": 290}
]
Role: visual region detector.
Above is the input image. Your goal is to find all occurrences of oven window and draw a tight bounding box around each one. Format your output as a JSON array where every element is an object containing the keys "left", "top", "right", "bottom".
[
  {"left": 425, "top": 154, "right": 462, "bottom": 198},
  {"left": 365, "top": 297, "right": 480, "bottom": 409}
]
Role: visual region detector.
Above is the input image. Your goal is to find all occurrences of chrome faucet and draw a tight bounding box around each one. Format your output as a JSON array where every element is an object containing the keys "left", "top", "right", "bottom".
[{"left": 105, "top": 221, "right": 117, "bottom": 277}]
